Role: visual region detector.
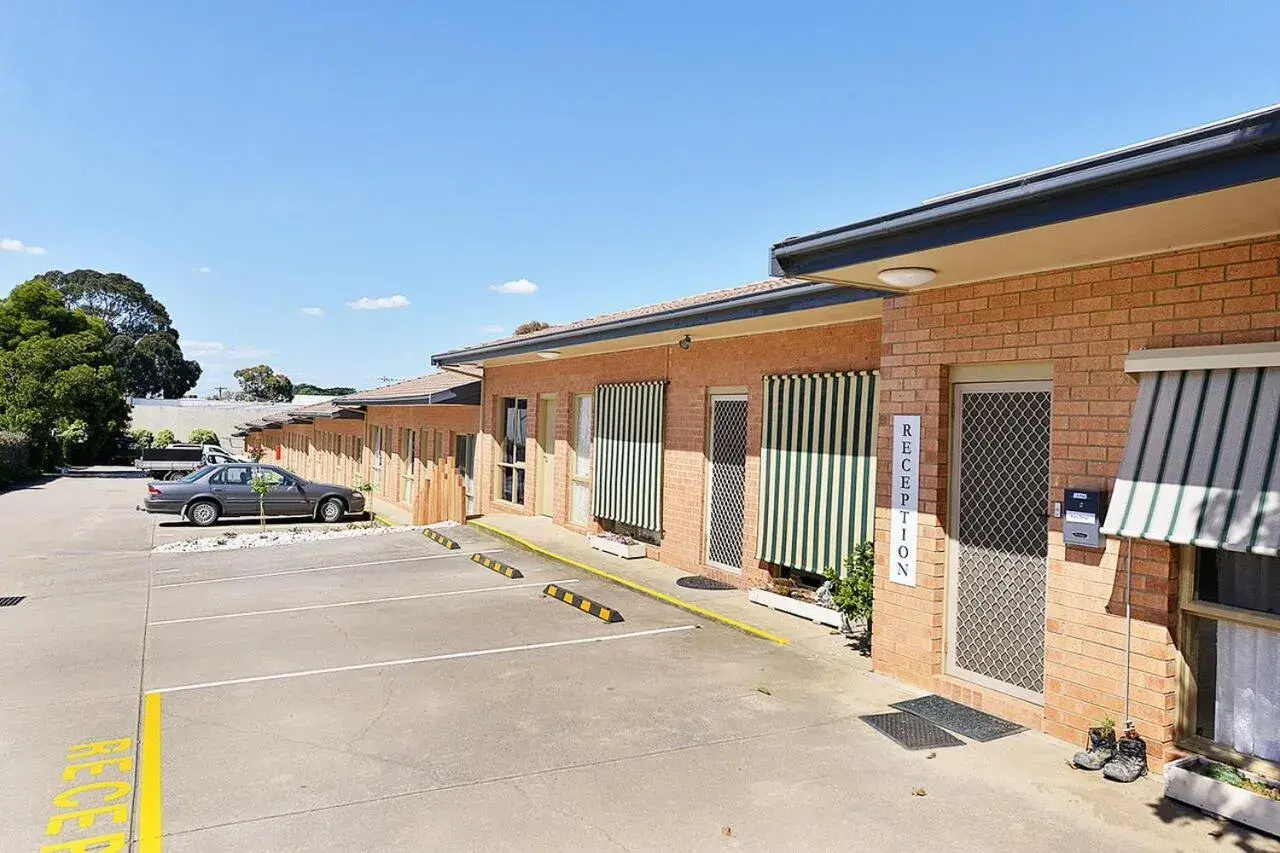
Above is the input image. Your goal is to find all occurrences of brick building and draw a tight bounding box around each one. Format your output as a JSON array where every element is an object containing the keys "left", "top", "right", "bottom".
[
  {"left": 433, "top": 281, "right": 882, "bottom": 589},
  {"left": 769, "top": 106, "right": 1280, "bottom": 772}
]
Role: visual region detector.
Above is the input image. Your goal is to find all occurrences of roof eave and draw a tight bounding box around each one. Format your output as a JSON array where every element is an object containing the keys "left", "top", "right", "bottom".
[
  {"left": 771, "top": 106, "right": 1280, "bottom": 279},
  {"left": 431, "top": 281, "right": 883, "bottom": 365}
]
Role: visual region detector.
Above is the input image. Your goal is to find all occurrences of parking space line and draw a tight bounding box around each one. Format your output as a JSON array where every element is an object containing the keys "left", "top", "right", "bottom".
[
  {"left": 148, "top": 579, "right": 581, "bottom": 626},
  {"left": 138, "top": 693, "right": 163, "bottom": 852},
  {"left": 149, "top": 625, "right": 697, "bottom": 694},
  {"left": 152, "top": 550, "right": 503, "bottom": 589}
]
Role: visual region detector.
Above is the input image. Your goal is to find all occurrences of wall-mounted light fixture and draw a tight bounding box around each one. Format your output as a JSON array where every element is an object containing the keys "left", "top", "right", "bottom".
[
  {"left": 876, "top": 267, "right": 937, "bottom": 288},
  {"left": 678, "top": 335, "right": 692, "bottom": 351}
]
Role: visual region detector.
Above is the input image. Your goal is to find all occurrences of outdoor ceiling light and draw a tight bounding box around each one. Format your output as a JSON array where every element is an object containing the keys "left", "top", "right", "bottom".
[
  {"left": 678, "top": 335, "right": 692, "bottom": 351},
  {"left": 876, "top": 267, "right": 937, "bottom": 288},
  {"left": 535, "top": 350, "right": 560, "bottom": 360}
]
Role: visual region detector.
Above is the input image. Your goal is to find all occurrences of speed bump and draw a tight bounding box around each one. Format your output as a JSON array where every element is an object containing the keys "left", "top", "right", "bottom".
[
  {"left": 472, "top": 552, "right": 523, "bottom": 579},
  {"left": 422, "top": 528, "right": 461, "bottom": 550},
  {"left": 543, "top": 584, "right": 624, "bottom": 623}
]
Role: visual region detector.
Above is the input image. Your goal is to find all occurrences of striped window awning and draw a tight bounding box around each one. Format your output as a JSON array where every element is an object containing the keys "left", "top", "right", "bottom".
[
  {"left": 592, "top": 381, "right": 666, "bottom": 533},
  {"left": 1101, "top": 367, "right": 1280, "bottom": 555},
  {"left": 757, "top": 371, "right": 878, "bottom": 575}
]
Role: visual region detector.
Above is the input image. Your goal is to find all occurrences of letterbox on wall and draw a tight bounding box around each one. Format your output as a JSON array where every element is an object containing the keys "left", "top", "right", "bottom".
[{"left": 1063, "top": 489, "right": 1106, "bottom": 549}]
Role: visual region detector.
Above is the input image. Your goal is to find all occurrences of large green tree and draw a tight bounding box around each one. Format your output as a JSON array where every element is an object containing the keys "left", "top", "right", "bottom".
[
  {"left": 294, "top": 383, "right": 356, "bottom": 396},
  {"left": 40, "top": 269, "right": 202, "bottom": 398},
  {"left": 234, "top": 364, "right": 294, "bottom": 402},
  {"left": 0, "top": 280, "right": 130, "bottom": 467}
]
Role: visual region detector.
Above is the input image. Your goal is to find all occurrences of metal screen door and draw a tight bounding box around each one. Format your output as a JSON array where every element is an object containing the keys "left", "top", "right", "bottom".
[
  {"left": 948, "top": 382, "right": 1052, "bottom": 703},
  {"left": 706, "top": 395, "right": 748, "bottom": 571}
]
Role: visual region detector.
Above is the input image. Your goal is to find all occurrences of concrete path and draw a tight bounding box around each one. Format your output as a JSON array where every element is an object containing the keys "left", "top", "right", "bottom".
[{"left": 2, "top": 474, "right": 1275, "bottom": 851}]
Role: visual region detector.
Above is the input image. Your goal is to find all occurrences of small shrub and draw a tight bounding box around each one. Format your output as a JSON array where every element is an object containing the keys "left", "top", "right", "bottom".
[
  {"left": 57, "top": 420, "right": 91, "bottom": 466},
  {"left": 128, "top": 428, "right": 155, "bottom": 451},
  {"left": 0, "top": 431, "right": 32, "bottom": 486},
  {"left": 822, "top": 542, "right": 875, "bottom": 647},
  {"left": 246, "top": 445, "right": 266, "bottom": 463},
  {"left": 155, "top": 429, "right": 176, "bottom": 448},
  {"left": 187, "top": 428, "right": 219, "bottom": 446}
]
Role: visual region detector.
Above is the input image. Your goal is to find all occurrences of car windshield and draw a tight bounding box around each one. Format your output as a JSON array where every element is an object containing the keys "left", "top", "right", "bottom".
[{"left": 179, "top": 465, "right": 215, "bottom": 483}]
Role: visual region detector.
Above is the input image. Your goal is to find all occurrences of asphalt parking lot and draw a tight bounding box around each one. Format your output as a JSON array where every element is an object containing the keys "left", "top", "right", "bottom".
[{"left": 4, "top": 471, "right": 1272, "bottom": 852}]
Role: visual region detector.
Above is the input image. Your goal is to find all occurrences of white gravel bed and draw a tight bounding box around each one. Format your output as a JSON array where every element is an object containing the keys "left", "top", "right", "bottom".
[{"left": 153, "top": 522, "right": 429, "bottom": 553}]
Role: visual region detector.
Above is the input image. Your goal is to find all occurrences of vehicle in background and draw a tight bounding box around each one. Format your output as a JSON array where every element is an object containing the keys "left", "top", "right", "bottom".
[
  {"left": 135, "top": 444, "right": 241, "bottom": 480},
  {"left": 139, "top": 463, "right": 366, "bottom": 526}
]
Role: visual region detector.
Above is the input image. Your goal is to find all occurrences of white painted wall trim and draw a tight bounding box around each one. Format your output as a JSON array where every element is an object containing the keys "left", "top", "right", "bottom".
[{"left": 1126, "top": 342, "right": 1280, "bottom": 374}]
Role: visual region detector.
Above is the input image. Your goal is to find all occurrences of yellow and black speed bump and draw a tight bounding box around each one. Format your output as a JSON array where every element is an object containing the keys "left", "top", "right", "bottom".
[
  {"left": 543, "top": 584, "right": 624, "bottom": 623},
  {"left": 422, "top": 528, "right": 461, "bottom": 550},
  {"left": 471, "top": 552, "right": 523, "bottom": 579}
]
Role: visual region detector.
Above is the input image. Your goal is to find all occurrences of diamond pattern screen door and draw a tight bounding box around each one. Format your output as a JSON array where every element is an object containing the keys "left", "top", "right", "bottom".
[
  {"left": 706, "top": 395, "right": 749, "bottom": 571},
  {"left": 948, "top": 382, "right": 1052, "bottom": 704}
]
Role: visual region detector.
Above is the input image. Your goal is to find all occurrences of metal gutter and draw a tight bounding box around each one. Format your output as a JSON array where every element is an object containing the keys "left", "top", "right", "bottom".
[
  {"left": 432, "top": 281, "right": 882, "bottom": 365},
  {"left": 771, "top": 105, "right": 1280, "bottom": 278}
]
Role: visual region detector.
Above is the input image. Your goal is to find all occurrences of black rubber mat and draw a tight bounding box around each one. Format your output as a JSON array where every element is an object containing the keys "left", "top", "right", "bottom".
[
  {"left": 0, "top": 596, "right": 25, "bottom": 607},
  {"left": 675, "top": 575, "right": 736, "bottom": 591},
  {"left": 860, "top": 712, "right": 964, "bottom": 750},
  {"left": 890, "top": 695, "right": 1024, "bottom": 742}
]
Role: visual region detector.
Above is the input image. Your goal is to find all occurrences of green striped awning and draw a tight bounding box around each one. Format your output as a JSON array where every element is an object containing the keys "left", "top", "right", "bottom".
[
  {"left": 757, "top": 371, "right": 878, "bottom": 575},
  {"left": 592, "top": 381, "right": 666, "bottom": 533},
  {"left": 1101, "top": 367, "right": 1280, "bottom": 555}
]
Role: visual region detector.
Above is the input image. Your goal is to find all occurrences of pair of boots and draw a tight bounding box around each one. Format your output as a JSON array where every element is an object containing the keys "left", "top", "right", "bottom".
[{"left": 1072, "top": 727, "right": 1147, "bottom": 782}]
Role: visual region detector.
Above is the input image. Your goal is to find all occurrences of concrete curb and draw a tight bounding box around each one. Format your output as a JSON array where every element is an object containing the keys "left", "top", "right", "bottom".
[
  {"left": 369, "top": 512, "right": 396, "bottom": 527},
  {"left": 423, "top": 527, "right": 461, "bottom": 550},
  {"left": 468, "top": 520, "right": 788, "bottom": 646},
  {"left": 543, "top": 583, "right": 623, "bottom": 623},
  {"left": 471, "top": 552, "right": 523, "bottom": 579}
]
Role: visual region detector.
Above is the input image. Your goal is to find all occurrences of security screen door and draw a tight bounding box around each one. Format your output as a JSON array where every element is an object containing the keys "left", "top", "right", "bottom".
[
  {"left": 706, "top": 394, "right": 749, "bottom": 571},
  {"left": 948, "top": 382, "right": 1052, "bottom": 703}
]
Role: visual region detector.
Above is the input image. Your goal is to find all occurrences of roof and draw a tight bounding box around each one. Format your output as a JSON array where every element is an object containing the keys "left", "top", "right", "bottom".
[
  {"left": 432, "top": 277, "right": 882, "bottom": 365},
  {"left": 337, "top": 372, "right": 482, "bottom": 406},
  {"left": 771, "top": 103, "right": 1280, "bottom": 279},
  {"left": 284, "top": 401, "right": 364, "bottom": 421}
]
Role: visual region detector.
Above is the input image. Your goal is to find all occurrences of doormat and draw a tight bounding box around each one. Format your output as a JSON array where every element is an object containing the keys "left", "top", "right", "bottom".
[
  {"left": 675, "top": 575, "right": 736, "bottom": 591},
  {"left": 890, "top": 695, "right": 1024, "bottom": 742},
  {"left": 0, "top": 596, "right": 25, "bottom": 607},
  {"left": 860, "top": 712, "right": 963, "bottom": 751}
]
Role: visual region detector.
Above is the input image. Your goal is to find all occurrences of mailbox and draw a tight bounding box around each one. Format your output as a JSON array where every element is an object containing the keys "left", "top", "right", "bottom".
[{"left": 1063, "top": 489, "right": 1106, "bottom": 549}]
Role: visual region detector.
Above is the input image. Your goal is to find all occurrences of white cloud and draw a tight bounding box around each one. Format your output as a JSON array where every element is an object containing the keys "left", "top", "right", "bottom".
[
  {"left": 183, "top": 340, "right": 272, "bottom": 362},
  {"left": 193, "top": 266, "right": 212, "bottom": 273},
  {"left": 298, "top": 306, "right": 325, "bottom": 316},
  {"left": 478, "top": 323, "right": 504, "bottom": 335},
  {"left": 489, "top": 278, "right": 538, "bottom": 295},
  {"left": 1, "top": 237, "right": 47, "bottom": 255},
  {"left": 347, "top": 294, "right": 410, "bottom": 311}
]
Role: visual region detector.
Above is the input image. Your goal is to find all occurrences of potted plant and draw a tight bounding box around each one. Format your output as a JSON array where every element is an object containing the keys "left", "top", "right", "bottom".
[
  {"left": 587, "top": 531, "right": 646, "bottom": 559},
  {"left": 249, "top": 472, "right": 275, "bottom": 531},
  {"left": 1164, "top": 755, "right": 1280, "bottom": 836}
]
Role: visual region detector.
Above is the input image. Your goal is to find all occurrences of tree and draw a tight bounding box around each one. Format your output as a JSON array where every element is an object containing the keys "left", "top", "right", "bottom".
[
  {"left": 249, "top": 472, "right": 275, "bottom": 530},
  {"left": 187, "top": 428, "right": 219, "bottom": 446},
  {"left": 514, "top": 320, "right": 551, "bottom": 336},
  {"left": 41, "top": 269, "right": 202, "bottom": 398},
  {"left": 234, "top": 364, "right": 294, "bottom": 402},
  {"left": 0, "top": 279, "right": 130, "bottom": 468},
  {"left": 294, "top": 383, "right": 357, "bottom": 397}
]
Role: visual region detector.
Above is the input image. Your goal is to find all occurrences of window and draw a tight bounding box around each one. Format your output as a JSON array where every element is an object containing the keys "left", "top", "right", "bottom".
[
  {"left": 496, "top": 397, "right": 528, "bottom": 504},
  {"left": 1181, "top": 548, "right": 1280, "bottom": 772},
  {"left": 370, "top": 426, "right": 384, "bottom": 489},
  {"left": 211, "top": 465, "right": 254, "bottom": 486},
  {"left": 254, "top": 466, "right": 289, "bottom": 486},
  {"left": 570, "top": 393, "right": 592, "bottom": 526}
]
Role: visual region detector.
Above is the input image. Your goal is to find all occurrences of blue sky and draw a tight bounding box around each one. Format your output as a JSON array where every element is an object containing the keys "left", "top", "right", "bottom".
[{"left": 2, "top": 1, "right": 1279, "bottom": 395}]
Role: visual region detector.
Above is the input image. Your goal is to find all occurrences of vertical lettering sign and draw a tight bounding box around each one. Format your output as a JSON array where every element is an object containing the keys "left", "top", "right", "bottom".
[{"left": 889, "top": 415, "right": 920, "bottom": 587}]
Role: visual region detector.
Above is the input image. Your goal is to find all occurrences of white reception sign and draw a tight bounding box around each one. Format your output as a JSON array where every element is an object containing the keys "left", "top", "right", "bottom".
[{"left": 889, "top": 415, "right": 920, "bottom": 587}]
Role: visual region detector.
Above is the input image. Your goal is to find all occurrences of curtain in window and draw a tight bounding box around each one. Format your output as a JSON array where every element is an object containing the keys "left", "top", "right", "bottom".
[{"left": 1216, "top": 622, "right": 1280, "bottom": 761}]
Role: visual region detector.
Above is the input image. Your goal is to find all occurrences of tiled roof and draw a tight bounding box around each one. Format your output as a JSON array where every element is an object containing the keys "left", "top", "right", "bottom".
[
  {"left": 459, "top": 277, "right": 808, "bottom": 353},
  {"left": 337, "top": 371, "right": 481, "bottom": 406}
]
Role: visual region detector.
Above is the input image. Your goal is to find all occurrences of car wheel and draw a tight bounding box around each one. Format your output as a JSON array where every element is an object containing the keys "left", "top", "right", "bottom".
[
  {"left": 318, "top": 497, "right": 345, "bottom": 523},
  {"left": 187, "top": 500, "right": 220, "bottom": 527}
]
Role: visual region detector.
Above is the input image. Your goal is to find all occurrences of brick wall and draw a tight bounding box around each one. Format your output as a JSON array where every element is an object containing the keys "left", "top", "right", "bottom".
[
  {"left": 873, "top": 234, "right": 1280, "bottom": 765},
  {"left": 362, "top": 405, "right": 482, "bottom": 515},
  {"left": 479, "top": 319, "right": 883, "bottom": 588}
]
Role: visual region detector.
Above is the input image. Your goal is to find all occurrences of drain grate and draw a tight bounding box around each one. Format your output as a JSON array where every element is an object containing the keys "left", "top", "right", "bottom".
[
  {"left": 675, "top": 575, "right": 736, "bottom": 591},
  {"left": 0, "top": 596, "right": 25, "bottom": 607},
  {"left": 861, "top": 712, "right": 964, "bottom": 750},
  {"left": 890, "top": 695, "right": 1024, "bottom": 742}
]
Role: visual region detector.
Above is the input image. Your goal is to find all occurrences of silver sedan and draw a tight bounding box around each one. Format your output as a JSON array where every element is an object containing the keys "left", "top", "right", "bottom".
[{"left": 140, "top": 463, "right": 366, "bottom": 526}]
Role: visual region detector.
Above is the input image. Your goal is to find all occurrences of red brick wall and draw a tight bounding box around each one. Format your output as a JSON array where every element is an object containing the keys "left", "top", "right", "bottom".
[
  {"left": 873, "top": 234, "right": 1280, "bottom": 766},
  {"left": 362, "top": 405, "right": 481, "bottom": 514},
  {"left": 479, "top": 320, "right": 883, "bottom": 587}
]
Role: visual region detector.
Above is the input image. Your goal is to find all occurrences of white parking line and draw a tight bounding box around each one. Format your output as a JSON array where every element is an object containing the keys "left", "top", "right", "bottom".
[
  {"left": 149, "top": 579, "right": 580, "bottom": 626},
  {"left": 153, "top": 550, "right": 503, "bottom": 588},
  {"left": 149, "top": 625, "right": 697, "bottom": 694}
]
